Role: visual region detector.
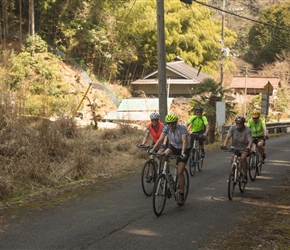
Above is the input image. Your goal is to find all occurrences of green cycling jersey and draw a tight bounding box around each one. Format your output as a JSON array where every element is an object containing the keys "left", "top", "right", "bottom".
[{"left": 247, "top": 118, "right": 266, "bottom": 137}]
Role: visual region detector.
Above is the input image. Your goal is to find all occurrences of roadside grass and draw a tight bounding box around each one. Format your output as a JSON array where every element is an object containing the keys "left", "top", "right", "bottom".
[{"left": 0, "top": 114, "right": 146, "bottom": 203}]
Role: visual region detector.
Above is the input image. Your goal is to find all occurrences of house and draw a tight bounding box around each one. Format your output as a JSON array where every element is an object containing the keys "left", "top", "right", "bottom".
[
  {"left": 230, "top": 76, "right": 280, "bottom": 95},
  {"left": 103, "top": 58, "right": 212, "bottom": 122},
  {"left": 131, "top": 58, "right": 212, "bottom": 98}
]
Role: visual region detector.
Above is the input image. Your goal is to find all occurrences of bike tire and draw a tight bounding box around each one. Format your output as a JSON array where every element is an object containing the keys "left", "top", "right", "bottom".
[
  {"left": 238, "top": 166, "right": 246, "bottom": 193},
  {"left": 228, "top": 171, "right": 236, "bottom": 200},
  {"left": 195, "top": 149, "right": 200, "bottom": 172},
  {"left": 257, "top": 153, "right": 262, "bottom": 176},
  {"left": 248, "top": 154, "right": 257, "bottom": 181},
  {"left": 174, "top": 168, "right": 190, "bottom": 206},
  {"left": 188, "top": 149, "right": 196, "bottom": 177},
  {"left": 153, "top": 174, "right": 167, "bottom": 216},
  {"left": 198, "top": 148, "right": 203, "bottom": 171},
  {"left": 141, "top": 159, "right": 157, "bottom": 196}
]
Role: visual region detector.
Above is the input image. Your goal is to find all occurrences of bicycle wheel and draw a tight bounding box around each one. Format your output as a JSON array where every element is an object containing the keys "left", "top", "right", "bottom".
[
  {"left": 195, "top": 149, "right": 200, "bottom": 172},
  {"left": 238, "top": 166, "right": 246, "bottom": 193},
  {"left": 228, "top": 171, "right": 236, "bottom": 200},
  {"left": 141, "top": 159, "right": 157, "bottom": 196},
  {"left": 153, "top": 174, "right": 167, "bottom": 216},
  {"left": 248, "top": 154, "right": 257, "bottom": 181},
  {"left": 257, "top": 153, "right": 262, "bottom": 176},
  {"left": 188, "top": 149, "right": 196, "bottom": 177},
  {"left": 197, "top": 148, "right": 203, "bottom": 171},
  {"left": 174, "top": 168, "right": 189, "bottom": 206}
]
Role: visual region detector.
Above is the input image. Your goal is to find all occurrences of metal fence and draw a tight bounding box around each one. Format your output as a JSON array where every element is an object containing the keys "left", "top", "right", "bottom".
[{"left": 221, "top": 121, "right": 290, "bottom": 135}]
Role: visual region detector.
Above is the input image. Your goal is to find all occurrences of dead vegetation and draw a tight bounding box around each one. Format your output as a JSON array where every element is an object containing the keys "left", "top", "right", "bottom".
[{"left": 0, "top": 106, "right": 146, "bottom": 201}]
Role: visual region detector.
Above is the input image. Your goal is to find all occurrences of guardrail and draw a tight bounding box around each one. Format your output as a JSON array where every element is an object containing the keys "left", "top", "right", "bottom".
[{"left": 220, "top": 121, "right": 290, "bottom": 135}]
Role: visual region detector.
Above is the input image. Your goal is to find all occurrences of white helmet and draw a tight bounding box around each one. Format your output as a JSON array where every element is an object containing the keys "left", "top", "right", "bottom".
[{"left": 150, "top": 112, "right": 160, "bottom": 119}]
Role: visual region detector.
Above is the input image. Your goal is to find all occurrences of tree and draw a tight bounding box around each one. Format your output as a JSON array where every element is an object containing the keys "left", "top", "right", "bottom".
[
  {"left": 245, "top": 3, "right": 290, "bottom": 68},
  {"left": 188, "top": 78, "right": 235, "bottom": 143}
]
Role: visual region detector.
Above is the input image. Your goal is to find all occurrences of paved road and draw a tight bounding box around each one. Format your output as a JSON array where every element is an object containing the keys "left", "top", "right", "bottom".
[{"left": 0, "top": 134, "right": 289, "bottom": 249}]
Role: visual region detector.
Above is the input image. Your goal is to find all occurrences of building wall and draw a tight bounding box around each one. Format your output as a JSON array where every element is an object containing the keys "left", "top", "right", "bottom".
[{"left": 132, "top": 84, "right": 196, "bottom": 97}]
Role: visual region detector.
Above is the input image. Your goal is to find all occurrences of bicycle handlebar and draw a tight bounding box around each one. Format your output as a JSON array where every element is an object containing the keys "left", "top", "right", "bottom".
[
  {"left": 137, "top": 144, "right": 151, "bottom": 150},
  {"left": 221, "top": 146, "right": 250, "bottom": 154},
  {"left": 148, "top": 152, "right": 182, "bottom": 160},
  {"left": 190, "top": 133, "right": 204, "bottom": 140}
]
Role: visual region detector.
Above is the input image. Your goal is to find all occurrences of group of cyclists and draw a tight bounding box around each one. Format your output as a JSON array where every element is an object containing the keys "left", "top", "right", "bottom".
[
  {"left": 142, "top": 106, "right": 209, "bottom": 205},
  {"left": 221, "top": 111, "right": 268, "bottom": 183},
  {"left": 139, "top": 106, "right": 268, "bottom": 204}
]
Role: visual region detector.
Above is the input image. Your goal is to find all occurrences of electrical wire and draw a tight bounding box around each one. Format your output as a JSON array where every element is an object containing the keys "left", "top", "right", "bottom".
[{"left": 192, "top": 0, "right": 290, "bottom": 32}]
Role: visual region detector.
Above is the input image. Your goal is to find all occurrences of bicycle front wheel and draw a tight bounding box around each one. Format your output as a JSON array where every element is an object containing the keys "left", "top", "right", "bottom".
[
  {"left": 197, "top": 149, "right": 203, "bottom": 171},
  {"left": 141, "top": 159, "right": 157, "bottom": 196},
  {"left": 257, "top": 153, "right": 262, "bottom": 176},
  {"left": 239, "top": 168, "right": 246, "bottom": 193},
  {"left": 228, "top": 171, "right": 236, "bottom": 200},
  {"left": 188, "top": 149, "right": 196, "bottom": 177},
  {"left": 248, "top": 154, "right": 257, "bottom": 181},
  {"left": 153, "top": 174, "right": 167, "bottom": 216},
  {"left": 174, "top": 168, "right": 189, "bottom": 206}
]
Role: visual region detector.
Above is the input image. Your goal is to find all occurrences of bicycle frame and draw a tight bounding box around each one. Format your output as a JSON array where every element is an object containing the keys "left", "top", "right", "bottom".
[
  {"left": 158, "top": 155, "right": 178, "bottom": 195},
  {"left": 231, "top": 153, "right": 242, "bottom": 183},
  {"left": 153, "top": 153, "right": 189, "bottom": 216},
  {"left": 188, "top": 133, "right": 204, "bottom": 176},
  {"left": 225, "top": 147, "right": 246, "bottom": 200}
]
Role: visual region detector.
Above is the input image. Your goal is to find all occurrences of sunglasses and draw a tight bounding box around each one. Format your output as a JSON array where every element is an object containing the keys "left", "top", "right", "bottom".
[
  {"left": 236, "top": 123, "right": 243, "bottom": 125},
  {"left": 151, "top": 119, "right": 159, "bottom": 122},
  {"left": 253, "top": 117, "right": 259, "bottom": 120},
  {"left": 167, "top": 122, "right": 176, "bottom": 125}
]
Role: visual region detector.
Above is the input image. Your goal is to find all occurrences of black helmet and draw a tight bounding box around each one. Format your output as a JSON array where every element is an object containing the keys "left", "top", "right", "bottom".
[{"left": 194, "top": 105, "right": 203, "bottom": 111}]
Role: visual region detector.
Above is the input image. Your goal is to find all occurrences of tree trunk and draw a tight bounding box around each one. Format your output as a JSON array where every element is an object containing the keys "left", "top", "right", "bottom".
[
  {"left": 2, "top": 0, "right": 8, "bottom": 47},
  {"left": 19, "top": 0, "right": 22, "bottom": 44},
  {"left": 208, "top": 115, "right": 216, "bottom": 144},
  {"left": 29, "top": 0, "right": 35, "bottom": 56}
]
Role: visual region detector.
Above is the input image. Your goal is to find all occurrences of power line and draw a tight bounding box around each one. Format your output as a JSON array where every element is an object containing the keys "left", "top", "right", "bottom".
[{"left": 192, "top": 0, "right": 290, "bottom": 32}]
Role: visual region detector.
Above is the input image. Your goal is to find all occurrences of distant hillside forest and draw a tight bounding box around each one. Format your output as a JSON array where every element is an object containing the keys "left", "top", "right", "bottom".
[{"left": 1, "top": 0, "right": 290, "bottom": 85}]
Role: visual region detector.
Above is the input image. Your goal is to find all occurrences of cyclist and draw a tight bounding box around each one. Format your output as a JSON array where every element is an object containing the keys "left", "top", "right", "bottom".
[
  {"left": 221, "top": 116, "right": 253, "bottom": 183},
  {"left": 141, "top": 112, "right": 167, "bottom": 182},
  {"left": 247, "top": 111, "right": 268, "bottom": 163},
  {"left": 149, "top": 113, "right": 191, "bottom": 205},
  {"left": 187, "top": 105, "right": 209, "bottom": 165}
]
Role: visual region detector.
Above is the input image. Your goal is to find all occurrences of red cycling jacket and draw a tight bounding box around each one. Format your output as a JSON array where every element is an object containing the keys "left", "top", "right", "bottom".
[{"left": 149, "top": 121, "right": 163, "bottom": 144}]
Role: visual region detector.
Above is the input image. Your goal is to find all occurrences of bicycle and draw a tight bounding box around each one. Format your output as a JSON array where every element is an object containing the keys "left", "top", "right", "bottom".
[
  {"left": 249, "top": 137, "right": 267, "bottom": 181},
  {"left": 152, "top": 153, "right": 189, "bottom": 217},
  {"left": 222, "top": 147, "right": 247, "bottom": 200},
  {"left": 137, "top": 144, "right": 163, "bottom": 196},
  {"left": 187, "top": 133, "right": 204, "bottom": 176}
]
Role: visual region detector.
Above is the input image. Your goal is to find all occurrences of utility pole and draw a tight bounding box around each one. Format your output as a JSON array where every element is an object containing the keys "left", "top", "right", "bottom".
[
  {"left": 220, "top": 0, "right": 225, "bottom": 86},
  {"left": 244, "top": 67, "right": 248, "bottom": 117},
  {"left": 156, "top": 0, "right": 168, "bottom": 123}
]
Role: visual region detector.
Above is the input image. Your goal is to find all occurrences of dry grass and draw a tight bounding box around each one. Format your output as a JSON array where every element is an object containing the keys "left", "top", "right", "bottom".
[{"left": 0, "top": 107, "right": 146, "bottom": 201}]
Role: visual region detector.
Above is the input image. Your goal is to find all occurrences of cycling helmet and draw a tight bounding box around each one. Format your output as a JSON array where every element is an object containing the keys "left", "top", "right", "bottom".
[
  {"left": 165, "top": 113, "right": 178, "bottom": 123},
  {"left": 150, "top": 112, "right": 160, "bottom": 120},
  {"left": 235, "top": 116, "right": 246, "bottom": 123},
  {"left": 251, "top": 111, "right": 260, "bottom": 118},
  {"left": 194, "top": 105, "right": 203, "bottom": 111}
]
